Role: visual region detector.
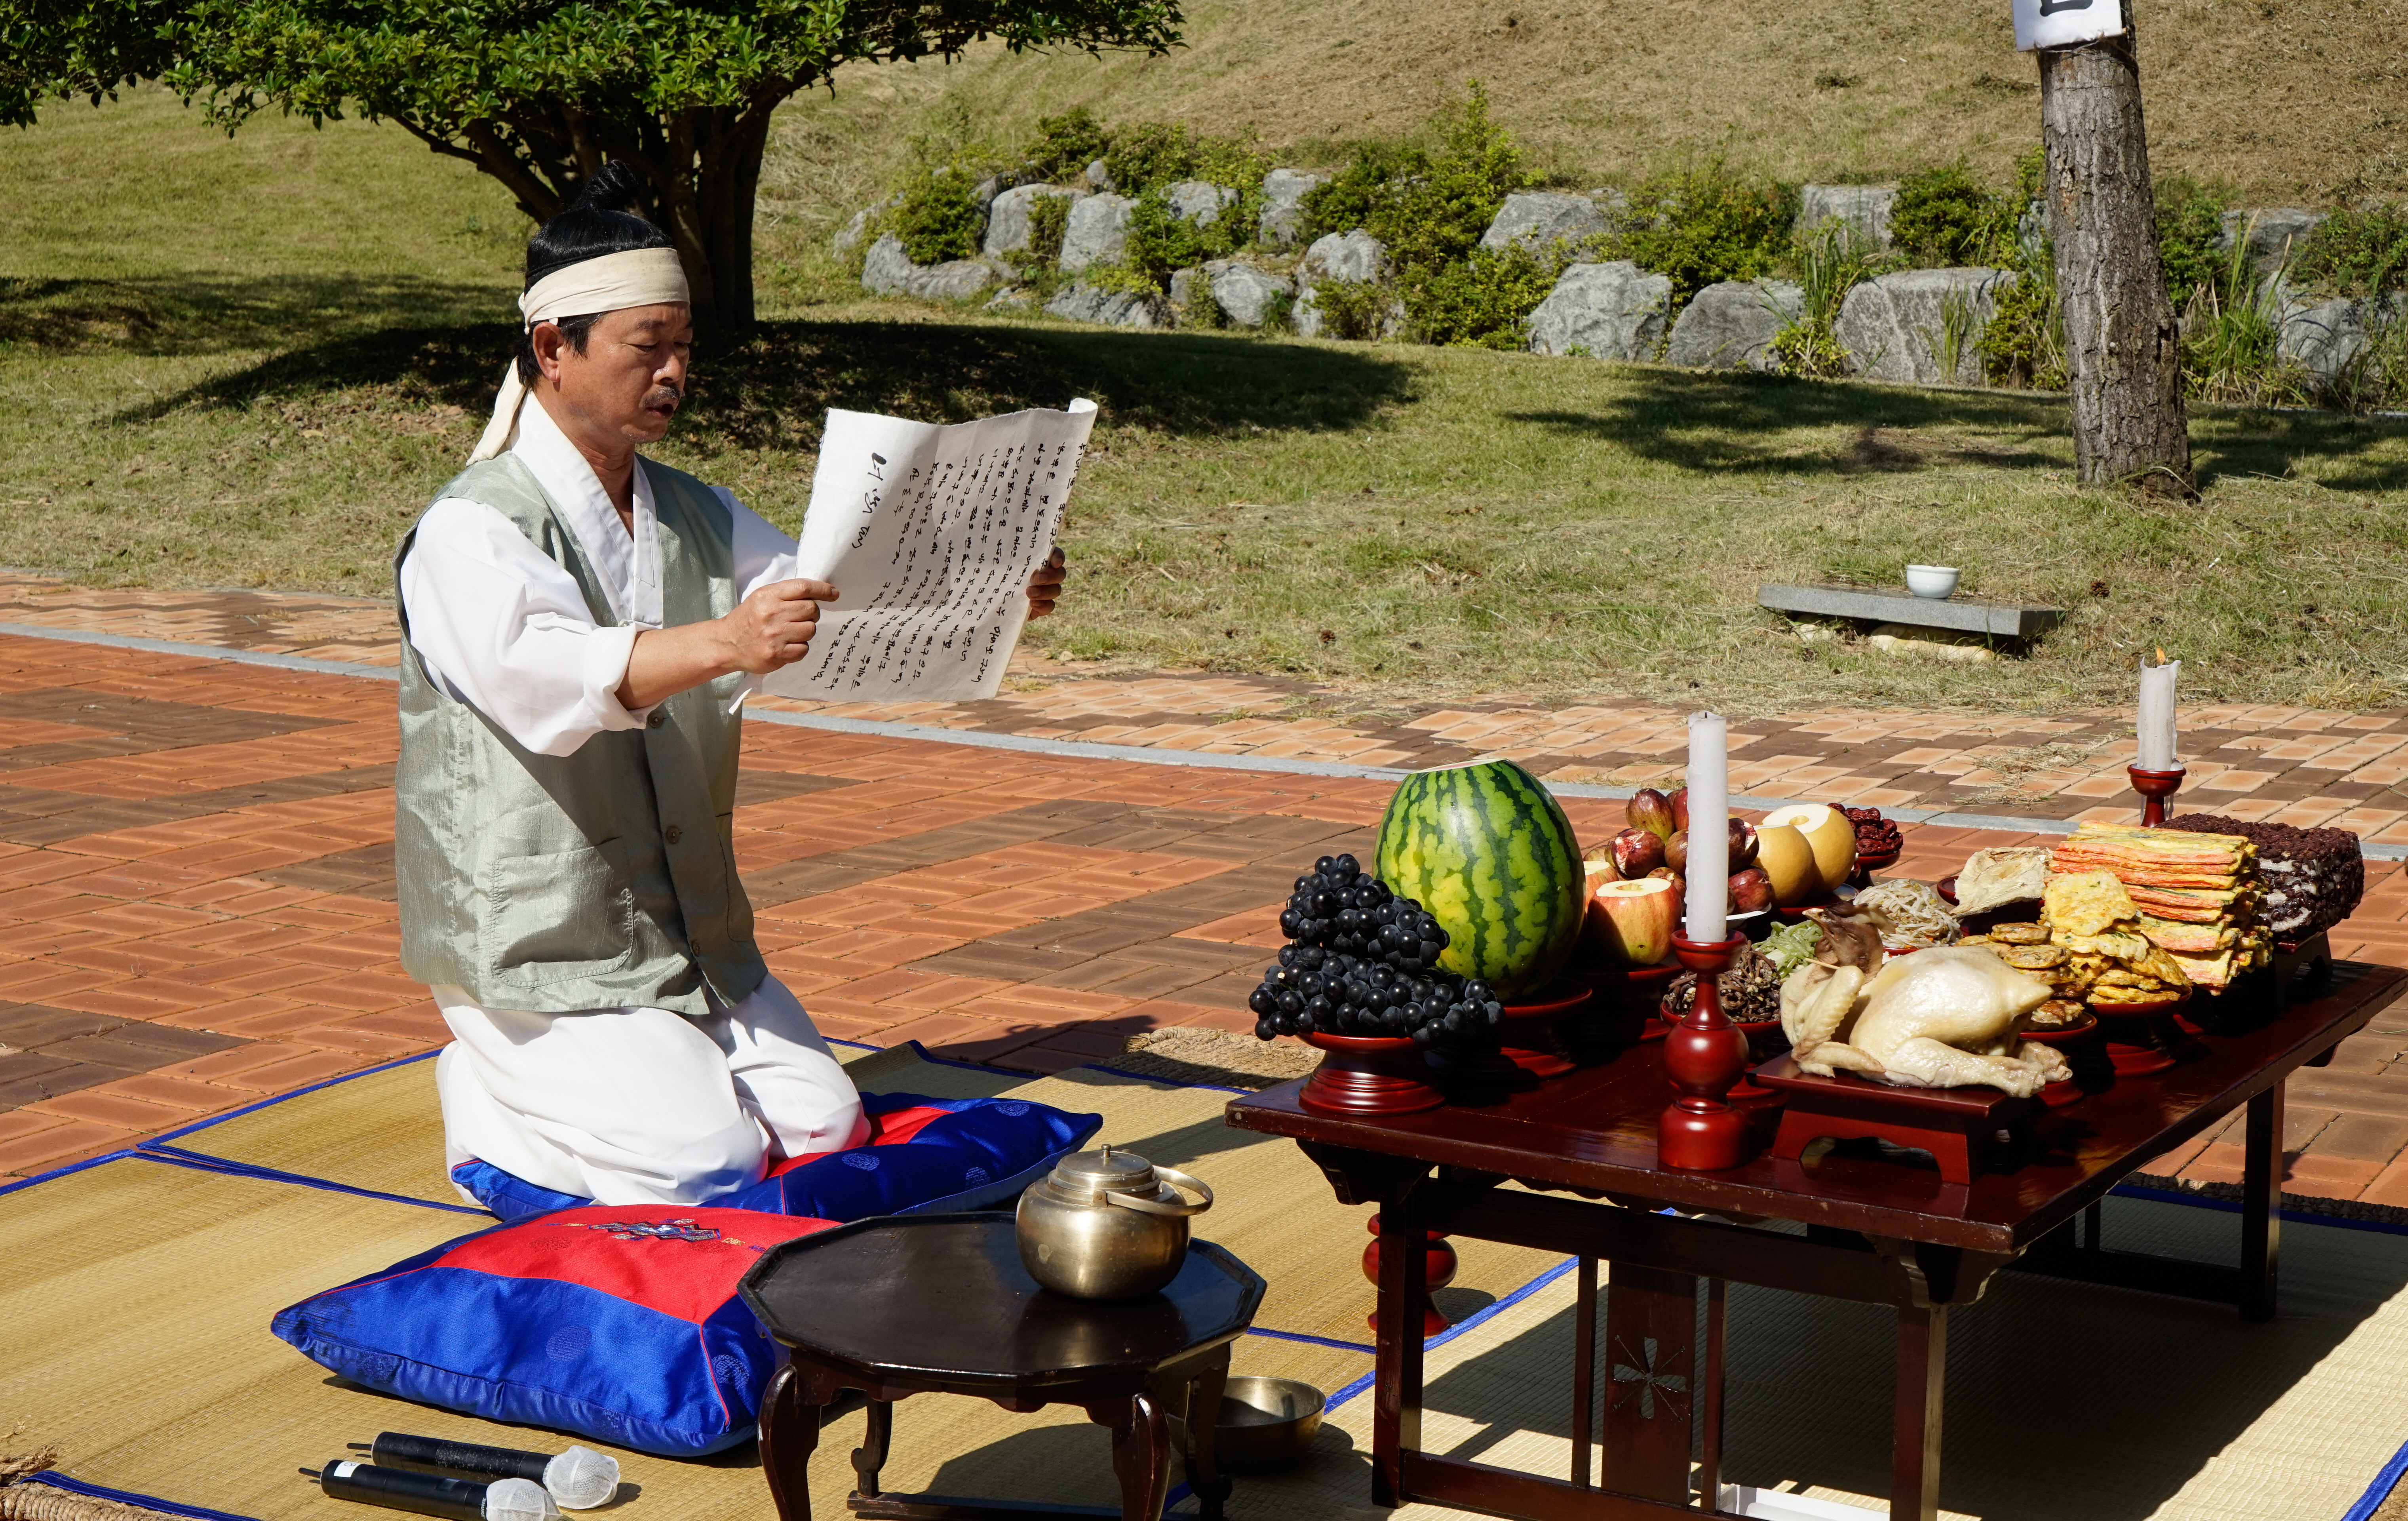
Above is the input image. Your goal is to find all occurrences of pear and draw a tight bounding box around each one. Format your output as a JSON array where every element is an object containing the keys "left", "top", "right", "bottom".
[{"left": 1759, "top": 803, "right": 1858, "bottom": 893}]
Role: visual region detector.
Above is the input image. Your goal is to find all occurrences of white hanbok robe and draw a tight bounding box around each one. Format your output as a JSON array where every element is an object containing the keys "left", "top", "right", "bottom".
[{"left": 399, "top": 398, "right": 865, "bottom": 1207}]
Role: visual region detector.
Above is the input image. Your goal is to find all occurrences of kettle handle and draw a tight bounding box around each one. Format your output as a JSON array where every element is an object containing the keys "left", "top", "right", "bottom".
[{"left": 1106, "top": 1165, "right": 1213, "bottom": 1217}]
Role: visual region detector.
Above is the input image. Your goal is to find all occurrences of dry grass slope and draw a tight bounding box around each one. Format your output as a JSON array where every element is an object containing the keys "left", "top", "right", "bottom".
[{"left": 805, "top": 0, "right": 2407, "bottom": 204}]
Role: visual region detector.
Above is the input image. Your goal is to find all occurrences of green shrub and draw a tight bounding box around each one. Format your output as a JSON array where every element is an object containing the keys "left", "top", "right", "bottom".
[
  {"left": 1607, "top": 160, "right": 1796, "bottom": 310},
  {"left": 891, "top": 165, "right": 984, "bottom": 265},
  {"left": 1024, "top": 192, "right": 1075, "bottom": 265},
  {"left": 1980, "top": 236, "right": 2065, "bottom": 390},
  {"left": 1303, "top": 84, "right": 1529, "bottom": 276},
  {"left": 1102, "top": 120, "right": 1267, "bottom": 200},
  {"left": 1410, "top": 244, "right": 1560, "bottom": 348},
  {"left": 2296, "top": 206, "right": 2408, "bottom": 298},
  {"left": 1029, "top": 107, "right": 1111, "bottom": 182},
  {"left": 2181, "top": 231, "right": 2313, "bottom": 406},
  {"left": 1769, "top": 221, "right": 1879, "bottom": 377},
  {"left": 1126, "top": 185, "right": 1242, "bottom": 285},
  {"left": 1889, "top": 161, "right": 2017, "bottom": 267},
  {"left": 2322, "top": 301, "right": 2408, "bottom": 412},
  {"left": 2154, "top": 174, "right": 2232, "bottom": 313},
  {"left": 1103, "top": 120, "right": 1205, "bottom": 195},
  {"left": 1305, "top": 277, "right": 1393, "bottom": 341}
]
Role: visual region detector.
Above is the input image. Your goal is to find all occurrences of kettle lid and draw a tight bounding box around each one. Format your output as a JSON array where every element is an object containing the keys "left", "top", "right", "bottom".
[{"left": 1050, "top": 1143, "right": 1159, "bottom": 1199}]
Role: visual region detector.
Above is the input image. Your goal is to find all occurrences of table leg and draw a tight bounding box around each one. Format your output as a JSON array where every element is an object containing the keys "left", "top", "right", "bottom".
[
  {"left": 1600, "top": 1263, "right": 1696, "bottom": 1504},
  {"left": 2242, "top": 1083, "right": 2284, "bottom": 1322},
  {"left": 851, "top": 1400, "right": 892, "bottom": 1500},
  {"left": 1570, "top": 1256, "right": 1596, "bottom": 1490},
  {"left": 1100, "top": 1391, "right": 1172, "bottom": 1521},
  {"left": 759, "top": 1362, "right": 825, "bottom": 1521},
  {"left": 1372, "top": 1191, "right": 1427, "bottom": 1508},
  {"left": 1699, "top": 1278, "right": 1727, "bottom": 1515},
  {"left": 1891, "top": 1304, "right": 1947, "bottom": 1521},
  {"left": 1183, "top": 1348, "right": 1232, "bottom": 1521}
]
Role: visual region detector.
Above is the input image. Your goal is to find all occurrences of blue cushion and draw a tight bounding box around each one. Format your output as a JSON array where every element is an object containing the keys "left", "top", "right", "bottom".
[
  {"left": 273, "top": 1205, "right": 837, "bottom": 1456},
  {"left": 451, "top": 1092, "right": 1101, "bottom": 1225}
]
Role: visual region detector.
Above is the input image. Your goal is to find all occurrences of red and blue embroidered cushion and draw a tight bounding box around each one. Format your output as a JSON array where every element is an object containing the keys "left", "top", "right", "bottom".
[
  {"left": 273, "top": 1205, "right": 833, "bottom": 1456},
  {"left": 450, "top": 1092, "right": 1101, "bottom": 1225}
]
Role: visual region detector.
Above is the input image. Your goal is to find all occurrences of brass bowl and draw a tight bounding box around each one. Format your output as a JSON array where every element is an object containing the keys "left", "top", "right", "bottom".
[{"left": 1172, "top": 1376, "right": 1326, "bottom": 1473}]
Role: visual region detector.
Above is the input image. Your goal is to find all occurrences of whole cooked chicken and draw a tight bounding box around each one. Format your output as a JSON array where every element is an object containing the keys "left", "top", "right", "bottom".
[{"left": 1779, "top": 945, "right": 2072, "bottom": 1098}]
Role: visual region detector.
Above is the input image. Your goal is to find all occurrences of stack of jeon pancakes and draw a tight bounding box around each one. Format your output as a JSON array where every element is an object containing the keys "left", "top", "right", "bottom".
[{"left": 2047, "top": 824, "right": 2270, "bottom": 991}]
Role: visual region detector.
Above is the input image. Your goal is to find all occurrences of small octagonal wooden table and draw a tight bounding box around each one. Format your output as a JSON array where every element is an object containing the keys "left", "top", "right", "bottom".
[
  {"left": 1226, "top": 962, "right": 2404, "bottom": 1521},
  {"left": 740, "top": 1213, "right": 1265, "bottom": 1521}
]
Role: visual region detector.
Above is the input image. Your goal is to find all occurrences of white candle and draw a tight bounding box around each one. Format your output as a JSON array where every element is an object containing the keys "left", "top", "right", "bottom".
[
  {"left": 1684, "top": 711, "right": 1729, "bottom": 943},
  {"left": 2137, "top": 655, "right": 2179, "bottom": 771}
]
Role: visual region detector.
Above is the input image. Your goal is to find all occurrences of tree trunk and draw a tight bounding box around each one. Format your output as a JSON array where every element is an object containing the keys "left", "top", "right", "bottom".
[
  {"left": 699, "top": 109, "right": 774, "bottom": 332},
  {"left": 2038, "top": 4, "right": 2191, "bottom": 496}
]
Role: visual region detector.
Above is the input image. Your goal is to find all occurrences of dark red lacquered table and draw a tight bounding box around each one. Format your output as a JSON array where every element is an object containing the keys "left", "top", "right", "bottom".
[{"left": 1224, "top": 960, "right": 2405, "bottom": 1521}]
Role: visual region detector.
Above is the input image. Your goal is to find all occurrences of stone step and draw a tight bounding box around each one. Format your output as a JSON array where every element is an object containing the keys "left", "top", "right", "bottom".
[{"left": 1759, "top": 582, "right": 2065, "bottom": 639}]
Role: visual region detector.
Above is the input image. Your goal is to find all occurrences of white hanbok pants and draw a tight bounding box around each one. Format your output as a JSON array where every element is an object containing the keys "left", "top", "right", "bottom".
[{"left": 432, "top": 974, "right": 868, "bottom": 1207}]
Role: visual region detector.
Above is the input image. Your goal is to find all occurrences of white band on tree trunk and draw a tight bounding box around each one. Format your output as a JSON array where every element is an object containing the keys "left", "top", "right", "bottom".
[{"left": 470, "top": 247, "right": 694, "bottom": 462}]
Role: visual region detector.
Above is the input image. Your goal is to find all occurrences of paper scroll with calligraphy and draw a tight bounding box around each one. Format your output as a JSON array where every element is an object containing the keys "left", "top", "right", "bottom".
[{"left": 760, "top": 399, "right": 1096, "bottom": 704}]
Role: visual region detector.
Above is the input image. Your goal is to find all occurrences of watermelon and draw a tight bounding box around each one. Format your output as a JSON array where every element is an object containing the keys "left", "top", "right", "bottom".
[{"left": 1373, "top": 759, "right": 1585, "bottom": 999}]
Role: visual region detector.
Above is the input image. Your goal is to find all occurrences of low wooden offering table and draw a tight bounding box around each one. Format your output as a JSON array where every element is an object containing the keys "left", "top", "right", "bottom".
[
  {"left": 1225, "top": 962, "right": 2405, "bottom": 1521},
  {"left": 741, "top": 1213, "right": 1265, "bottom": 1521}
]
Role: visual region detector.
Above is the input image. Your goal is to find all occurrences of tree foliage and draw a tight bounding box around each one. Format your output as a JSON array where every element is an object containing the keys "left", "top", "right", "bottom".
[{"left": 2, "top": 0, "right": 1182, "bottom": 326}]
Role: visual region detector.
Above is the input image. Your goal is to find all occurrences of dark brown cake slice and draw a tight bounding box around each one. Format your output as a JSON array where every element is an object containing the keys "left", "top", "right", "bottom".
[{"left": 2161, "top": 813, "right": 2364, "bottom": 941}]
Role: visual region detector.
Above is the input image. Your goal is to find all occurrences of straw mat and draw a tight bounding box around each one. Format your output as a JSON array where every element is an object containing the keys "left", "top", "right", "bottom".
[
  {"left": 1221, "top": 1196, "right": 2408, "bottom": 1521},
  {"left": 16, "top": 1045, "right": 2400, "bottom": 1521}
]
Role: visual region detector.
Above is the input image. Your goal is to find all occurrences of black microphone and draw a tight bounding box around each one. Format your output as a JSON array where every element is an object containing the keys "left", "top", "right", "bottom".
[
  {"left": 300, "top": 1462, "right": 558, "bottom": 1521},
  {"left": 350, "top": 1435, "right": 618, "bottom": 1510}
]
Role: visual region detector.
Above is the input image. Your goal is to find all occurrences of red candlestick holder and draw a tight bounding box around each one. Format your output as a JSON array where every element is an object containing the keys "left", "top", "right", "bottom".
[
  {"left": 1658, "top": 931, "right": 1754, "bottom": 1171},
  {"left": 2129, "top": 764, "right": 2186, "bottom": 828}
]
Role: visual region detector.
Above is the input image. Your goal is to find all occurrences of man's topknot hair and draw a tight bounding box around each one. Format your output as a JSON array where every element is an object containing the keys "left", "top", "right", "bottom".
[{"left": 523, "top": 160, "right": 675, "bottom": 289}]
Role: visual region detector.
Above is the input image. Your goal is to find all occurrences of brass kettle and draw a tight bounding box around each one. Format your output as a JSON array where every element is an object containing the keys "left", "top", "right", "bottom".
[{"left": 1014, "top": 1144, "right": 1213, "bottom": 1300}]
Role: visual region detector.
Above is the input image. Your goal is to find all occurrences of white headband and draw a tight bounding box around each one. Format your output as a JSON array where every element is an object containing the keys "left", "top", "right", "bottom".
[{"left": 470, "top": 247, "right": 694, "bottom": 463}]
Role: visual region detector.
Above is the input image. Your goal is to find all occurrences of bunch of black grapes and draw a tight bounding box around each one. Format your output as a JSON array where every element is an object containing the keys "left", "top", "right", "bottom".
[{"left": 1250, "top": 854, "right": 1503, "bottom": 1048}]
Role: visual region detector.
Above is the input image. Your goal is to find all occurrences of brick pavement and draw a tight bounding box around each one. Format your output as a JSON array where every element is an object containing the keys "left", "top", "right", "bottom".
[
  {"left": 6, "top": 610, "right": 2408, "bottom": 1213},
  {"left": 11, "top": 571, "right": 2408, "bottom": 836}
]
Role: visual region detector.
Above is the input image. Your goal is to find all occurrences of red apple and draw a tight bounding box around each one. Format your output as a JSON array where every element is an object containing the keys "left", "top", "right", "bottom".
[
  {"left": 1609, "top": 826, "right": 1665, "bottom": 879},
  {"left": 1587, "top": 878, "right": 1679, "bottom": 968},
  {"left": 1669, "top": 786, "right": 1690, "bottom": 834},
  {"left": 1729, "top": 819, "right": 1759, "bottom": 871},
  {"left": 1626, "top": 788, "right": 1675, "bottom": 842},
  {"left": 1728, "top": 867, "right": 1774, "bottom": 914}
]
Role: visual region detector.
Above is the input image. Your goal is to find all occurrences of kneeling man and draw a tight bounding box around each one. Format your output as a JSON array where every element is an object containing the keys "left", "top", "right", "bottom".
[{"left": 396, "top": 164, "right": 1065, "bottom": 1206}]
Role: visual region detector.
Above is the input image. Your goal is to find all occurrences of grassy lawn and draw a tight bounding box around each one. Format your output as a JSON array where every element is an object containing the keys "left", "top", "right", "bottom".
[{"left": 4, "top": 90, "right": 2407, "bottom": 716}]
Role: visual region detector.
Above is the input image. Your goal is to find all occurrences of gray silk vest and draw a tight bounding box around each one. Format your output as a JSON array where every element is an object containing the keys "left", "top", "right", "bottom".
[{"left": 392, "top": 452, "right": 767, "bottom": 1016}]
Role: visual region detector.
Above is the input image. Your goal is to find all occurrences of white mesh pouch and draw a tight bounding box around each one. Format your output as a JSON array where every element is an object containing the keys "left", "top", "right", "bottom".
[
  {"left": 542, "top": 1447, "right": 620, "bottom": 1510},
  {"left": 481, "top": 1478, "right": 560, "bottom": 1521}
]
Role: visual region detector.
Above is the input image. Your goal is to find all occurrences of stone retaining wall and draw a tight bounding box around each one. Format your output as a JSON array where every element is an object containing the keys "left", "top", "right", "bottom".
[{"left": 848, "top": 173, "right": 2402, "bottom": 386}]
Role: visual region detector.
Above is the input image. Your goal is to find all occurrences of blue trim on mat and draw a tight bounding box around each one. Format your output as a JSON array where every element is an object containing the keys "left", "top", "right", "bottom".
[
  {"left": 1324, "top": 1256, "right": 1583, "bottom": 1412},
  {"left": 2343, "top": 1435, "right": 2408, "bottom": 1521},
  {"left": 28, "top": 1471, "right": 263, "bottom": 1521},
  {"left": 130, "top": 1144, "right": 487, "bottom": 1215},
  {"left": 0, "top": 1147, "right": 141, "bottom": 1199},
  {"left": 146, "top": 1049, "right": 442, "bottom": 1146},
  {"left": 1244, "top": 1325, "right": 1377, "bottom": 1354},
  {"left": 2112, "top": 1181, "right": 2408, "bottom": 1238}
]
